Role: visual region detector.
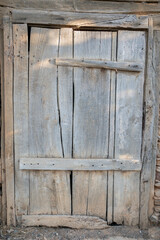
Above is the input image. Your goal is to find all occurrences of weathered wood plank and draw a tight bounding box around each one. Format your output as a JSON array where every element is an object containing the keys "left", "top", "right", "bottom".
[
  {"left": 114, "top": 172, "right": 140, "bottom": 225},
  {"left": 12, "top": 10, "right": 148, "bottom": 29},
  {"left": 114, "top": 30, "right": 146, "bottom": 226},
  {"left": 57, "top": 27, "right": 73, "bottom": 213},
  {"left": 73, "top": 31, "right": 111, "bottom": 158},
  {"left": 75, "top": 1, "right": 160, "bottom": 14},
  {"left": 0, "top": 22, "right": 7, "bottom": 225},
  {"left": 3, "top": 16, "right": 15, "bottom": 226},
  {"left": 1, "top": 1, "right": 75, "bottom": 11},
  {"left": 58, "top": 28, "right": 73, "bottom": 158},
  {"left": 115, "top": 31, "right": 146, "bottom": 161},
  {"left": 29, "top": 27, "right": 71, "bottom": 215},
  {"left": 13, "top": 24, "right": 29, "bottom": 223},
  {"left": 107, "top": 32, "right": 117, "bottom": 224},
  {"left": 55, "top": 58, "right": 143, "bottom": 72},
  {"left": 29, "top": 27, "right": 61, "bottom": 215},
  {"left": 1, "top": 1, "right": 160, "bottom": 14},
  {"left": 20, "top": 158, "right": 142, "bottom": 171},
  {"left": 140, "top": 19, "right": 159, "bottom": 229},
  {"left": 73, "top": 31, "right": 112, "bottom": 219},
  {"left": 87, "top": 171, "right": 107, "bottom": 219},
  {"left": 22, "top": 215, "right": 109, "bottom": 229}
]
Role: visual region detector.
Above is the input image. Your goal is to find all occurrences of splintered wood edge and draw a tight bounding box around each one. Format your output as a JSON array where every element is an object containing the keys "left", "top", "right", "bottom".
[
  {"left": 22, "top": 215, "right": 109, "bottom": 229},
  {"left": 20, "top": 158, "right": 142, "bottom": 171}
]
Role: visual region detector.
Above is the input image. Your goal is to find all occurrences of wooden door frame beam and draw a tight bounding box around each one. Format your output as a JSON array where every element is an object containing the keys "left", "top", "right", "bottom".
[
  {"left": 2, "top": 13, "right": 160, "bottom": 228},
  {"left": 3, "top": 16, "right": 15, "bottom": 226}
]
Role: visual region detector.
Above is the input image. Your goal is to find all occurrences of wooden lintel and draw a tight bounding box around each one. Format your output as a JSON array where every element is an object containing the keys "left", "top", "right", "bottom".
[
  {"left": 54, "top": 58, "right": 143, "bottom": 72},
  {"left": 12, "top": 10, "right": 148, "bottom": 29},
  {"left": 22, "top": 215, "right": 109, "bottom": 229},
  {"left": 20, "top": 158, "right": 142, "bottom": 171}
]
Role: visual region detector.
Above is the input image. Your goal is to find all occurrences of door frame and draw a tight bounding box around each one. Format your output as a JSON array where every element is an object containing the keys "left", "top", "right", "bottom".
[{"left": 2, "top": 12, "right": 160, "bottom": 228}]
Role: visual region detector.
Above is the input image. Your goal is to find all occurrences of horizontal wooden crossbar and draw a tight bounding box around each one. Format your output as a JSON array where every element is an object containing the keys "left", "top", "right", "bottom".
[
  {"left": 20, "top": 158, "right": 142, "bottom": 171},
  {"left": 12, "top": 10, "right": 149, "bottom": 29},
  {"left": 54, "top": 58, "right": 143, "bottom": 72},
  {"left": 22, "top": 215, "right": 108, "bottom": 229}
]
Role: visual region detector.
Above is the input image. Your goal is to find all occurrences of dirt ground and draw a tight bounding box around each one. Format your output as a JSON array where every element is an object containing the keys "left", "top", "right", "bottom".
[{"left": 0, "top": 225, "right": 160, "bottom": 240}]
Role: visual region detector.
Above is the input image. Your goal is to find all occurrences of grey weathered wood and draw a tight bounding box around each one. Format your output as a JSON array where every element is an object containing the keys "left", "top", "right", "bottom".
[
  {"left": 75, "top": 1, "right": 160, "bottom": 14},
  {"left": 114, "top": 30, "right": 146, "bottom": 226},
  {"left": 0, "top": 21, "right": 6, "bottom": 225},
  {"left": 58, "top": 28, "right": 73, "bottom": 158},
  {"left": 140, "top": 19, "right": 159, "bottom": 229},
  {"left": 73, "top": 31, "right": 111, "bottom": 158},
  {"left": 55, "top": 58, "right": 143, "bottom": 72},
  {"left": 148, "top": 29, "right": 160, "bottom": 222},
  {"left": 12, "top": 10, "right": 148, "bottom": 29},
  {"left": 115, "top": 30, "right": 146, "bottom": 161},
  {"left": 1, "top": 1, "right": 160, "bottom": 14},
  {"left": 3, "top": 16, "right": 15, "bottom": 226},
  {"left": 1, "top": 0, "right": 75, "bottom": 11},
  {"left": 73, "top": 31, "right": 112, "bottom": 219},
  {"left": 22, "top": 215, "right": 109, "bottom": 229},
  {"left": 107, "top": 32, "right": 117, "bottom": 224},
  {"left": 20, "top": 158, "right": 142, "bottom": 171},
  {"left": 29, "top": 27, "right": 71, "bottom": 215},
  {"left": 13, "top": 24, "right": 29, "bottom": 223},
  {"left": 114, "top": 172, "right": 140, "bottom": 225}
]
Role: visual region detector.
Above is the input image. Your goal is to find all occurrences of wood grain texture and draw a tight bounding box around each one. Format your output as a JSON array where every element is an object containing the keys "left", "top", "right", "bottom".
[
  {"left": 114, "top": 30, "right": 146, "bottom": 226},
  {"left": 115, "top": 30, "right": 146, "bottom": 161},
  {"left": 0, "top": 22, "right": 7, "bottom": 225},
  {"left": 3, "top": 16, "right": 15, "bottom": 226},
  {"left": 55, "top": 58, "right": 143, "bottom": 72},
  {"left": 12, "top": 10, "right": 148, "bottom": 29},
  {"left": 75, "top": 1, "right": 160, "bottom": 14},
  {"left": 150, "top": 30, "right": 160, "bottom": 217},
  {"left": 114, "top": 172, "right": 140, "bottom": 225},
  {"left": 20, "top": 158, "right": 142, "bottom": 171},
  {"left": 13, "top": 24, "right": 29, "bottom": 222},
  {"left": 22, "top": 215, "right": 109, "bottom": 229},
  {"left": 140, "top": 19, "right": 159, "bottom": 229},
  {"left": 29, "top": 27, "right": 71, "bottom": 215},
  {"left": 0, "top": 0, "right": 74, "bottom": 11},
  {"left": 1, "top": 1, "right": 160, "bottom": 14},
  {"left": 107, "top": 32, "right": 117, "bottom": 224},
  {"left": 58, "top": 28, "right": 73, "bottom": 158},
  {"left": 73, "top": 31, "right": 112, "bottom": 219}
]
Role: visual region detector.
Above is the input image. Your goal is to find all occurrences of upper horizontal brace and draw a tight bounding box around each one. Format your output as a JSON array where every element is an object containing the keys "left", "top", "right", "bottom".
[
  {"left": 11, "top": 10, "right": 148, "bottom": 29},
  {"left": 54, "top": 58, "right": 143, "bottom": 72}
]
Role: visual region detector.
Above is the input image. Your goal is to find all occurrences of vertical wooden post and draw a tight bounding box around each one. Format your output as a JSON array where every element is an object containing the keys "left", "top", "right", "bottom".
[
  {"left": 3, "top": 16, "right": 15, "bottom": 226},
  {"left": 140, "top": 18, "right": 159, "bottom": 229},
  {"left": 0, "top": 19, "right": 7, "bottom": 226}
]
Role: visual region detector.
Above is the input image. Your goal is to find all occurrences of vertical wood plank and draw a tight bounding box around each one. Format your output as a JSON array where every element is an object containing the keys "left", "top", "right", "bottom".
[
  {"left": 140, "top": 19, "right": 159, "bottom": 229},
  {"left": 114, "top": 30, "right": 146, "bottom": 226},
  {"left": 13, "top": 24, "right": 29, "bottom": 222},
  {"left": 0, "top": 21, "right": 6, "bottom": 225},
  {"left": 29, "top": 27, "right": 71, "bottom": 215},
  {"left": 107, "top": 32, "right": 117, "bottom": 224},
  {"left": 149, "top": 29, "right": 160, "bottom": 220},
  {"left": 73, "top": 31, "right": 112, "bottom": 219},
  {"left": 114, "top": 172, "right": 140, "bottom": 226},
  {"left": 58, "top": 28, "right": 73, "bottom": 158},
  {"left": 3, "top": 17, "right": 15, "bottom": 226}
]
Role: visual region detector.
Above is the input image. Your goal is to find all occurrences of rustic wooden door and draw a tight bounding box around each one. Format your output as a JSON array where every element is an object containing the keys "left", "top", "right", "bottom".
[{"left": 13, "top": 25, "right": 146, "bottom": 227}]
